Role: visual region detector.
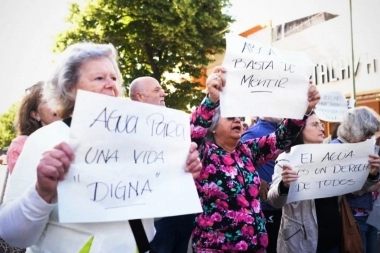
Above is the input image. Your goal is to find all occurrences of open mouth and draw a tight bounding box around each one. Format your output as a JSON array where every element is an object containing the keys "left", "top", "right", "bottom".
[{"left": 232, "top": 125, "right": 242, "bottom": 131}]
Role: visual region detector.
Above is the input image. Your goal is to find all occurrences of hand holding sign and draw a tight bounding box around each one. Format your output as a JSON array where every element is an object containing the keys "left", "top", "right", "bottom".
[
  {"left": 58, "top": 90, "right": 202, "bottom": 223},
  {"left": 280, "top": 164, "right": 299, "bottom": 188},
  {"left": 273, "top": 140, "right": 375, "bottom": 204},
  {"left": 36, "top": 142, "right": 74, "bottom": 203},
  {"left": 186, "top": 142, "right": 202, "bottom": 179},
  {"left": 306, "top": 83, "right": 321, "bottom": 114},
  {"left": 369, "top": 153, "right": 380, "bottom": 175}
]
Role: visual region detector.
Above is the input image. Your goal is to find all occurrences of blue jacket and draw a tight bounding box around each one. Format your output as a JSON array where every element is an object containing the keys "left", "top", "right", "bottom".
[{"left": 241, "top": 119, "right": 279, "bottom": 211}]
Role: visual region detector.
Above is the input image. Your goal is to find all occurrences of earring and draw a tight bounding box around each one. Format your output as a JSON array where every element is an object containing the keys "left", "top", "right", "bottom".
[{"left": 212, "top": 130, "right": 216, "bottom": 133}]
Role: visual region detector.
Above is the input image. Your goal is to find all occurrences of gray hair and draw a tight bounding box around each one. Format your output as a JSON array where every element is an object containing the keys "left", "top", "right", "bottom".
[
  {"left": 204, "top": 107, "right": 221, "bottom": 143},
  {"left": 337, "top": 106, "right": 380, "bottom": 143},
  {"left": 43, "top": 42, "right": 123, "bottom": 119}
]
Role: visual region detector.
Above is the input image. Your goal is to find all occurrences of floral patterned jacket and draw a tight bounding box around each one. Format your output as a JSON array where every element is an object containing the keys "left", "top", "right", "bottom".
[{"left": 190, "top": 97, "right": 307, "bottom": 253}]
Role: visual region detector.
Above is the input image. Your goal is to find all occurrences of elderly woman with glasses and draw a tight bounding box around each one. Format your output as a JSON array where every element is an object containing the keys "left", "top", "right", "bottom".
[
  {"left": 7, "top": 81, "right": 60, "bottom": 174},
  {"left": 190, "top": 66, "right": 321, "bottom": 252},
  {"left": 0, "top": 42, "right": 202, "bottom": 252},
  {"left": 330, "top": 106, "right": 380, "bottom": 253},
  {"left": 267, "top": 109, "right": 380, "bottom": 253}
]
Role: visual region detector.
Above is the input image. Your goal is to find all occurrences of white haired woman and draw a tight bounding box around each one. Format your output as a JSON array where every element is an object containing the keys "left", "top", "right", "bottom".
[
  {"left": 267, "top": 110, "right": 380, "bottom": 253},
  {"left": 331, "top": 106, "right": 380, "bottom": 253},
  {"left": 190, "top": 66, "right": 321, "bottom": 252},
  {"left": 0, "top": 42, "right": 202, "bottom": 252}
]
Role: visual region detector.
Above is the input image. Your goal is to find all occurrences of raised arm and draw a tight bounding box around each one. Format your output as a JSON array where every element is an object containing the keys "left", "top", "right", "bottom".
[{"left": 190, "top": 66, "right": 226, "bottom": 146}]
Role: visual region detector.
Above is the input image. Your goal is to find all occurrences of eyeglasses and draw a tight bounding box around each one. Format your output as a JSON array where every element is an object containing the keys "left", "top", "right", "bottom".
[
  {"left": 227, "top": 117, "right": 245, "bottom": 121},
  {"left": 309, "top": 122, "right": 325, "bottom": 129}
]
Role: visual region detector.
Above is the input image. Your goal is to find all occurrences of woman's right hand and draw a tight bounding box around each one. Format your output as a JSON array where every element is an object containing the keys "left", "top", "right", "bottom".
[
  {"left": 206, "top": 66, "right": 226, "bottom": 103},
  {"left": 36, "top": 142, "right": 75, "bottom": 203},
  {"left": 281, "top": 164, "right": 298, "bottom": 188}
]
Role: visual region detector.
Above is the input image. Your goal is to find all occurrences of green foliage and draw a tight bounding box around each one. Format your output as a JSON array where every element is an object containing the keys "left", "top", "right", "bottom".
[
  {"left": 54, "top": 0, "right": 233, "bottom": 112},
  {"left": 0, "top": 104, "right": 18, "bottom": 149}
]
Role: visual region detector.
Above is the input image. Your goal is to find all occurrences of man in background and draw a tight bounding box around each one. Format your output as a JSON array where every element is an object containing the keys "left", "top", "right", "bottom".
[
  {"left": 241, "top": 117, "right": 283, "bottom": 253},
  {"left": 130, "top": 76, "right": 195, "bottom": 253}
]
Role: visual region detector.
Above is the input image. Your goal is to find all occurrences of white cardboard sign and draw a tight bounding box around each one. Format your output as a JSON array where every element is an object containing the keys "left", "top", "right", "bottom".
[
  {"left": 58, "top": 90, "right": 202, "bottom": 223},
  {"left": 275, "top": 140, "right": 375, "bottom": 203},
  {"left": 221, "top": 34, "right": 313, "bottom": 119},
  {"left": 315, "top": 90, "right": 348, "bottom": 122}
]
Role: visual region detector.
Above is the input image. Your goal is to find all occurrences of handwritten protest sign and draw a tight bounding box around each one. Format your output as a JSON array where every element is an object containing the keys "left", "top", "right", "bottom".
[
  {"left": 315, "top": 90, "right": 348, "bottom": 122},
  {"left": 58, "top": 90, "right": 202, "bottom": 223},
  {"left": 275, "top": 140, "right": 375, "bottom": 203},
  {"left": 220, "top": 34, "right": 313, "bottom": 119}
]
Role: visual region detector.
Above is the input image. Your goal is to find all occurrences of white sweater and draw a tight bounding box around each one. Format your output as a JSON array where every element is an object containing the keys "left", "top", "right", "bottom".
[{"left": 0, "top": 121, "right": 155, "bottom": 253}]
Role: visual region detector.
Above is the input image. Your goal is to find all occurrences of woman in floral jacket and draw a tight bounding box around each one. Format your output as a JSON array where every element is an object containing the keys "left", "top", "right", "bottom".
[{"left": 190, "top": 66, "right": 320, "bottom": 252}]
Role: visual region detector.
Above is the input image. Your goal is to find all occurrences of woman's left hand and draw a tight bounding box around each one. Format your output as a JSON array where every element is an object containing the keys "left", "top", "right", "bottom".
[
  {"left": 368, "top": 153, "right": 380, "bottom": 176},
  {"left": 185, "top": 142, "right": 202, "bottom": 179},
  {"left": 306, "top": 82, "right": 320, "bottom": 114}
]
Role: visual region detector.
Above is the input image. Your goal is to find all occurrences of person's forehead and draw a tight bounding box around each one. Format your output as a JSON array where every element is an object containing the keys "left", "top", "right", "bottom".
[
  {"left": 307, "top": 114, "right": 319, "bottom": 122},
  {"left": 144, "top": 80, "right": 162, "bottom": 91}
]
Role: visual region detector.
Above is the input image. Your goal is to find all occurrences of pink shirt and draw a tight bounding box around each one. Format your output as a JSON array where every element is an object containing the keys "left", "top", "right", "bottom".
[{"left": 6, "top": 135, "right": 28, "bottom": 174}]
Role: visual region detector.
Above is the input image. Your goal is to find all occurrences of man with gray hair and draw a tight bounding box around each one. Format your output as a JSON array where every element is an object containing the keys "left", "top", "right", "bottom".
[{"left": 130, "top": 76, "right": 195, "bottom": 253}]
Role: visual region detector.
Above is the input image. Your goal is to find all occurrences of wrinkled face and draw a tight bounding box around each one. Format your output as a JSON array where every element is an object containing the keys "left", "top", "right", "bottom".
[
  {"left": 302, "top": 114, "right": 325, "bottom": 144},
  {"left": 140, "top": 79, "right": 166, "bottom": 106},
  {"left": 214, "top": 117, "right": 243, "bottom": 141},
  {"left": 75, "top": 57, "right": 119, "bottom": 97}
]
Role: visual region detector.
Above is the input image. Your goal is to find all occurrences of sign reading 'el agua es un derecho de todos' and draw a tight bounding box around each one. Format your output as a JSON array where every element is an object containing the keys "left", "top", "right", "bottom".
[{"left": 275, "top": 139, "right": 375, "bottom": 204}]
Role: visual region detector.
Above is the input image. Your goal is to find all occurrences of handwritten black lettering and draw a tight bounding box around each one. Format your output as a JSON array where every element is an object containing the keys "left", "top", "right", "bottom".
[
  {"left": 316, "top": 179, "right": 355, "bottom": 188},
  {"left": 232, "top": 59, "right": 274, "bottom": 70},
  {"left": 85, "top": 147, "right": 119, "bottom": 164},
  {"left": 241, "top": 42, "right": 276, "bottom": 56},
  {"left": 87, "top": 179, "right": 153, "bottom": 202},
  {"left": 90, "top": 107, "right": 138, "bottom": 133},
  {"left": 301, "top": 153, "right": 314, "bottom": 164},
  {"left": 133, "top": 150, "right": 164, "bottom": 164},
  {"left": 297, "top": 169, "right": 309, "bottom": 176},
  {"left": 282, "top": 62, "right": 295, "bottom": 73},
  {"left": 321, "top": 151, "right": 354, "bottom": 162},
  {"left": 296, "top": 182, "right": 310, "bottom": 192},
  {"left": 241, "top": 75, "right": 288, "bottom": 93},
  {"left": 146, "top": 113, "right": 185, "bottom": 139},
  {"left": 333, "top": 163, "right": 369, "bottom": 173},
  {"left": 314, "top": 167, "right": 327, "bottom": 174}
]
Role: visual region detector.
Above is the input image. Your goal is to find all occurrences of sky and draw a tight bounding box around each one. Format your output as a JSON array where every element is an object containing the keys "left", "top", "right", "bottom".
[{"left": 0, "top": 0, "right": 342, "bottom": 114}]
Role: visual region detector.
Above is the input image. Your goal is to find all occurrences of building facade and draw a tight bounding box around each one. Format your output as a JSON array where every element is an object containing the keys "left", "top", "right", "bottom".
[{"left": 205, "top": 1, "right": 380, "bottom": 135}]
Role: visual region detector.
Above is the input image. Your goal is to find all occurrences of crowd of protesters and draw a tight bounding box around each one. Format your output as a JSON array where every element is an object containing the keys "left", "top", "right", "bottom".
[{"left": 0, "top": 41, "right": 380, "bottom": 253}]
